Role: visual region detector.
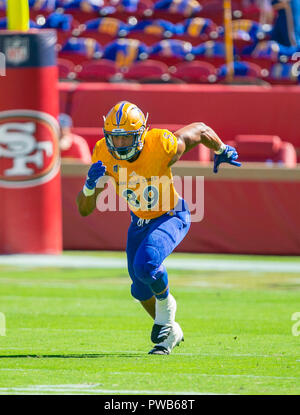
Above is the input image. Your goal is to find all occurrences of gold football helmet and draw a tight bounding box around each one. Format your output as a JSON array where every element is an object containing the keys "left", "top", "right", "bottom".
[{"left": 103, "top": 101, "right": 148, "bottom": 160}]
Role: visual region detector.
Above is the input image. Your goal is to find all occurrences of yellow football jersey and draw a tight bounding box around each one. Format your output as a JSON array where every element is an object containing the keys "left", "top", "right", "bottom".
[{"left": 92, "top": 128, "right": 180, "bottom": 219}]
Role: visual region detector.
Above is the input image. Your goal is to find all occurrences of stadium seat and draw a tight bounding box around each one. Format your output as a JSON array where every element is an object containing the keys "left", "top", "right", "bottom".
[
  {"left": 60, "top": 0, "right": 103, "bottom": 13},
  {"left": 149, "top": 39, "right": 193, "bottom": 65},
  {"left": 103, "top": 38, "right": 149, "bottom": 70},
  {"left": 233, "top": 135, "right": 297, "bottom": 167},
  {"left": 90, "top": 0, "right": 156, "bottom": 22},
  {"left": 237, "top": 2, "right": 261, "bottom": 23},
  {"left": 42, "top": 11, "right": 74, "bottom": 31},
  {"left": 200, "top": 0, "right": 256, "bottom": 25},
  {"left": 79, "top": 17, "right": 130, "bottom": 45},
  {"left": 230, "top": 19, "right": 271, "bottom": 50},
  {"left": 38, "top": 12, "right": 82, "bottom": 46},
  {"left": 174, "top": 17, "right": 220, "bottom": 45},
  {"left": 126, "top": 31, "right": 168, "bottom": 46},
  {"left": 46, "top": 0, "right": 299, "bottom": 86},
  {"left": 75, "top": 59, "right": 120, "bottom": 81},
  {"left": 114, "top": 0, "right": 155, "bottom": 17},
  {"left": 170, "top": 61, "right": 218, "bottom": 83},
  {"left": 57, "top": 58, "right": 77, "bottom": 80},
  {"left": 126, "top": 18, "right": 177, "bottom": 45},
  {"left": 218, "top": 61, "right": 264, "bottom": 80},
  {"left": 241, "top": 40, "right": 299, "bottom": 67},
  {"left": 122, "top": 60, "right": 169, "bottom": 82},
  {"left": 202, "top": 0, "right": 261, "bottom": 22},
  {"left": 191, "top": 41, "right": 229, "bottom": 67},
  {"left": 266, "top": 63, "right": 300, "bottom": 85},
  {"left": 153, "top": 0, "right": 202, "bottom": 20},
  {"left": 29, "top": 0, "right": 57, "bottom": 12},
  {"left": 59, "top": 37, "right": 103, "bottom": 65},
  {"left": 58, "top": 1, "right": 114, "bottom": 24}
]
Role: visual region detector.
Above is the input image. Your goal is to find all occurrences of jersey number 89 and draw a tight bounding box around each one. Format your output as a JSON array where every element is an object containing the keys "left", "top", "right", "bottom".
[{"left": 122, "top": 185, "right": 159, "bottom": 210}]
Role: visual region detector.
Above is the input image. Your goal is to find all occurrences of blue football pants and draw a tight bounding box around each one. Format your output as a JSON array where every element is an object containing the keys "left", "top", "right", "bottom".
[{"left": 126, "top": 198, "right": 191, "bottom": 301}]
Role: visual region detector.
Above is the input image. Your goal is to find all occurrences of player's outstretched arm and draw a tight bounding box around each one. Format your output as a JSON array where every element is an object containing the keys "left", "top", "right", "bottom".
[
  {"left": 76, "top": 161, "right": 107, "bottom": 216},
  {"left": 173, "top": 122, "right": 225, "bottom": 155},
  {"left": 171, "top": 122, "right": 241, "bottom": 173}
]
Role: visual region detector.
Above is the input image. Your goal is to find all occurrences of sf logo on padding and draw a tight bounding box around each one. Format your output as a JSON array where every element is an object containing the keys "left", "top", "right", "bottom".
[{"left": 0, "top": 110, "right": 60, "bottom": 188}]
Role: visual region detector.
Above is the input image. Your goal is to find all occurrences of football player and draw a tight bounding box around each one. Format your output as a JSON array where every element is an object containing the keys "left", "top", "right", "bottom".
[{"left": 76, "top": 101, "right": 241, "bottom": 355}]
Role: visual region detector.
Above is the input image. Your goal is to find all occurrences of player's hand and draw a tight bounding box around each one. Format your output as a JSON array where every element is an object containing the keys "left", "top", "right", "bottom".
[
  {"left": 85, "top": 161, "right": 106, "bottom": 189},
  {"left": 213, "top": 145, "right": 241, "bottom": 174}
]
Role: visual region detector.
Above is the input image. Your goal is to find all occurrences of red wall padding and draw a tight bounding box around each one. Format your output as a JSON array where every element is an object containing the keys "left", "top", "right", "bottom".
[
  {"left": 63, "top": 176, "right": 300, "bottom": 255},
  {"left": 59, "top": 83, "right": 300, "bottom": 149}
]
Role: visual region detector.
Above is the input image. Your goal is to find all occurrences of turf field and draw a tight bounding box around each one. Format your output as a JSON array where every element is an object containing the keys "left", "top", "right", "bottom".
[{"left": 0, "top": 251, "right": 299, "bottom": 395}]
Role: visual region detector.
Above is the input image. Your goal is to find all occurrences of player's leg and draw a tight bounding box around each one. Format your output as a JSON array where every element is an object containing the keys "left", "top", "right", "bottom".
[
  {"left": 127, "top": 213, "right": 178, "bottom": 321},
  {"left": 133, "top": 226, "right": 186, "bottom": 346},
  {"left": 132, "top": 199, "right": 191, "bottom": 354},
  {"left": 140, "top": 296, "right": 156, "bottom": 319},
  {"left": 126, "top": 217, "right": 155, "bottom": 316}
]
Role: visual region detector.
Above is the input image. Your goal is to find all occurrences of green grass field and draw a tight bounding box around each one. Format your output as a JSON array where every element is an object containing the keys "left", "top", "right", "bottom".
[{"left": 0, "top": 251, "right": 300, "bottom": 395}]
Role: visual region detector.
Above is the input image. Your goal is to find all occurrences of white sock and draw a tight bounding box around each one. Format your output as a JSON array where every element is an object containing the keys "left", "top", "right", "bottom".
[{"left": 154, "top": 293, "right": 177, "bottom": 325}]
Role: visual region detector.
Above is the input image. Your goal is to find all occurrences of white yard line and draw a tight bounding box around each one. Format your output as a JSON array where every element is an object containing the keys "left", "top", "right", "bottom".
[
  {"left": 0, "top": 384, "right": 217, "bottom": 395},
  {"left": 0, "top": 370, "right": 297, "bottom": 380},
  {"left": 110, "top": 372, "right": 299, "bottom": 380},
  {"left": 0, "top": 371, "right": 297, "bottom": 395},
  {"left": 0, "top": 254, "right": 300, "bottom": 273}
]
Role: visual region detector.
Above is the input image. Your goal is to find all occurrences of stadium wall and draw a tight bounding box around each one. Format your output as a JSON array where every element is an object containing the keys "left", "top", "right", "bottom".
[
  {"left": 62, "top": 162, "right": 300, "bottom": 255},
  {"left": 59, "top": 83, "right": 300, "bottom": 151}
]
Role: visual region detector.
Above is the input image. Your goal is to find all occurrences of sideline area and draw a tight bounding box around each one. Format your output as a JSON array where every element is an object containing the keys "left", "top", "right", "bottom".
[{"left": 0, "top": 252, "right": 300, "bottom": 273}]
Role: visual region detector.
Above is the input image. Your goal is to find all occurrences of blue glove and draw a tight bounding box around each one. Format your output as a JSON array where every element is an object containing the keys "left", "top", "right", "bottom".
[
  {"left": 213, "top": 145, "right": 241, "bottom": 174},
  {"left": 85, "top": 161, "right": 106, "bottom": 190}
]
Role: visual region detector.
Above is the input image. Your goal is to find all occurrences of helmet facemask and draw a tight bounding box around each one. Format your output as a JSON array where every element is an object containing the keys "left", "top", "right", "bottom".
[{"left": 104, "top": 127, "right": 146, "bottom": 161}]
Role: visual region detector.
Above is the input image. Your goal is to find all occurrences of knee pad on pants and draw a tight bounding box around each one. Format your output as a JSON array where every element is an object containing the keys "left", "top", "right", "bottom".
[{"left": 133, "top": 245, "right": 160, "bottom": 285}]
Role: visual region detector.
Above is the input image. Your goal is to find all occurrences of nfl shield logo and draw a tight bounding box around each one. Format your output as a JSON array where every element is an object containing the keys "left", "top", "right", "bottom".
[
  {"left": 4, "top": 37, "right": 29, "bottom": 66},
  {"left": 113, "top": 165, "right": 119, "bottom": 173}
]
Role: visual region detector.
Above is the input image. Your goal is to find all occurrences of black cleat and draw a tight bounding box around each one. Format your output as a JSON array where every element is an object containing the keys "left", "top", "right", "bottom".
[
  {"left": 151, "top": 324, "right": 172, "bottom": 344},
  {"left": 148, "top": 345, "right": 169, "bottom": 355},
  {"left": 148, "top": 322, "right": 184, "bottom": 355}
]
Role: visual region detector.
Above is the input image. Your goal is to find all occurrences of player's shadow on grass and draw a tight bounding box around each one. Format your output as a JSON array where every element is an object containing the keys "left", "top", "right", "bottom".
[{"left": 0, "top": 353, "right": 144, "bottom": 358}]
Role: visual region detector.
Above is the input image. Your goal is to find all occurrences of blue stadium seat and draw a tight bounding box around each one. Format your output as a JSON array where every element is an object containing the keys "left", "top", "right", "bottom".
[
  {"left": 103, "top": 38, "right": 149, "bottom": 70},
  {"left": 42, "top": 12, "right": 74, "bottom": 30},
  {"left": 267, "top": 62, "right": 300, "bottom": 85},
  {"left": 59, "top": 0, "right": 103, "bottom": 12},
  {"left": 9, "top": 0, "right": 295, "bottom": 85},
  {"left": 29, "top": 0, "right": 57, "bottom": 11},
  {"left": 84, "top": 17, "right": 129, "bottom": 36},
  {"left": 218, "top": 60, "right": 263, "bottom": 79},
  {"left": 241, "top": 40, "right": 299, "bottom": 63},
  {"left": 191, "top": 40, "right": 232, "bottom": 67},
  {"left": 154, "top": 0, "right": 202, "bottom": 17},
  {"left": 80, "top": 17, "right": 129, "bottom": 45},
  {"left": 149, "top": 39, "right": 193, "bottom": 65},
  {"left": 60, "top": 37, "right": 103, "bottom": 64},
  {"left": 126, "top": 18, "right": 178, "bottom": 44},
  {"left": 173, "top": 17, "right": 220, "bottom": 45}
]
